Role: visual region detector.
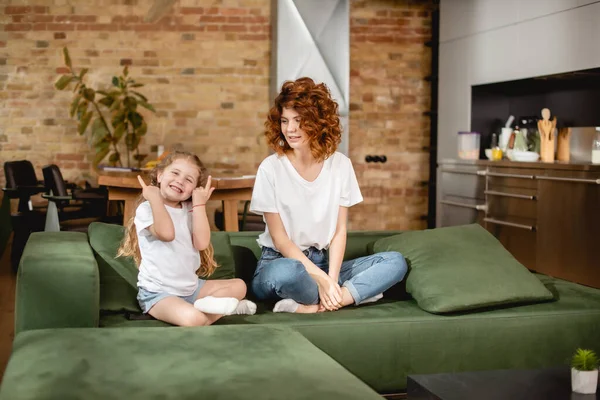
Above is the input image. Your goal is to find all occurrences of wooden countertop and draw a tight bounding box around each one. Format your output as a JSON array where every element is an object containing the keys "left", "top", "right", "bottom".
[{"left": 439, "top": 158, "right": 600, "bottom": 172}]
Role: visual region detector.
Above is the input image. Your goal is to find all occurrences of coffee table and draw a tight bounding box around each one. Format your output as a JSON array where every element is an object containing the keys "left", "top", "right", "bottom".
[{"left": 407, "top": 367, "right": 599, "bottom": 399}]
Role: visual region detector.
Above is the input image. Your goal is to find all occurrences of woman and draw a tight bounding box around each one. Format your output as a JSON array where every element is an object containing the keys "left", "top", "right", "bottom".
[{"left": 250, "top": 77, "right": 407, "bottom": 314}]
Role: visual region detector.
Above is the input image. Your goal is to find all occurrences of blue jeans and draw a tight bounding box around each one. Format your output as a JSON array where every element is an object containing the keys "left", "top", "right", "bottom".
[{"left": 251, "top": 247, "right": 407, "bottom": 305}]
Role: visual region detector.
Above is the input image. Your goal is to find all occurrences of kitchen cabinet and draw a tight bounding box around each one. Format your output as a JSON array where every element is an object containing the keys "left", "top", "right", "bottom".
[{"left": 438, "top": 159, "right": 600, "bottom": 289}]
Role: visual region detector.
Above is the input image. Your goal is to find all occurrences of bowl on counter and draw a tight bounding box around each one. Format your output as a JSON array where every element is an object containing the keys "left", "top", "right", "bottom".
[
  {"left": 485, "top": 149, "right": 493, "bottom": 160},
  {"left": 510, "top": 150, "right": 540, "bottom": 162}
]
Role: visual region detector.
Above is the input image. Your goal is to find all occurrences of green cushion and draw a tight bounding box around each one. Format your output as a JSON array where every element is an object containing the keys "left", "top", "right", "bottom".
[
  {"left": 207, "top": 231, "right": 236, "bottom": 280},
  {"left": 0, "top": 326, "right": 382, "bottom": 400},
  {"left": 372, "top": 224, "right": 554, "bottom": 313},
  {"left": 88, "top": 222, "right": 138, "bottom": 289}
]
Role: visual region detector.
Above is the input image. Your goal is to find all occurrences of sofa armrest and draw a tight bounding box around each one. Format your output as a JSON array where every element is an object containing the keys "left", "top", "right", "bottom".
[{"left": 15, "top": 231, "right": 100, "bottom": 335}]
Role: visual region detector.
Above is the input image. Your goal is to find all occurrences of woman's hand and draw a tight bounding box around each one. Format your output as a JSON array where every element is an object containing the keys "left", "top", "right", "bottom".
[
  {"left": 192, "top": 175, "right": 215, "bottom": 206},
  {"left": 315, "top": 273, "right": 343, "bottom": 311},
  {"left": 137, "top": 176, "right": 162, "bottom": 204}
]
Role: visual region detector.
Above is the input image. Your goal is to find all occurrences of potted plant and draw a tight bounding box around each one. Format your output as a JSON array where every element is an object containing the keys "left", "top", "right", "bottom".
[
  {"left": 55, "top": 47, "right": 155, "bottom": 168},
  {"left": 571, "top": 348, "right": 599, "bottom": 394}
]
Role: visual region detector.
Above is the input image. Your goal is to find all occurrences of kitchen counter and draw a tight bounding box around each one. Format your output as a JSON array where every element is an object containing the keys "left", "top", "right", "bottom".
[
  {"left": 437, "top": 158, "right": 600, "bottom": 289},
  {"left": 439, "top": 158, "right": 600, "bottom": 172}
]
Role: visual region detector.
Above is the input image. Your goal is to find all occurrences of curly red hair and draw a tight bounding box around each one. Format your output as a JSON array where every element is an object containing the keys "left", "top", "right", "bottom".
[{"left": 265, "top": 77, "right": 341, "bottom": 161}]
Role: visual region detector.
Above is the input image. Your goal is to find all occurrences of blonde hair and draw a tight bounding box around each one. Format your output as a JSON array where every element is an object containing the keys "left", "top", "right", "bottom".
[{"left": 116, "top": 150, "right": 218, "bottom": 277}]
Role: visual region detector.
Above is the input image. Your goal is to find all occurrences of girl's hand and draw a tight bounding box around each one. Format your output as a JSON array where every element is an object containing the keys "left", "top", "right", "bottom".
[
  {"left": 137, "top": 175, "right": 162, "bottom": 204},
  {"left": 192, "top": 175, "right": 215, "bottom": 206},
  {"left": 315, "top": 274, "right": 343, "bottom": 311}
]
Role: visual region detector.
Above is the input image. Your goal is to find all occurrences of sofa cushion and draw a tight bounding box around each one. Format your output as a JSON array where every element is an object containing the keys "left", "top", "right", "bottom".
[
  {"left": 0, "top": 326, "right": 383, "bottom": 400},
  {"left": 88, "top": 222, "right": 236, "bottom": 312},
  {"left": 372, "top": 224, "right": 554, "bottom": 313},
  {"left": 16, "top": 232, "right": 100, "bottom": 334},
  {"left": 88, "top": 222, "right": 138, "bottom": 289},
  {"left": 98, "top": 274, "right": 600, "bottom": 393}
]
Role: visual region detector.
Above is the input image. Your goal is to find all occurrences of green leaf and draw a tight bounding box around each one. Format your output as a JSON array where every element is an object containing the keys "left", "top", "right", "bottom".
[
  {"left": 137, "top": 120, "right": 148, "bottom": 136},
  {"left": 91, "top": 118, "right": 109, "bottom": 146},
  {"left": 125, "top": 133, "right": 141, "bottom": 151},
  {"left": 113, "top": 123, "right": 126, "bottom": 143},
  {"left": 63, "top": 47, "right": 72, "bottom": 69},
  {"left": 571, "top": 349, "right": 599, "bottom": 371},
  {"left": 83, "top": 88, "right": 95, "bottom": 102},
  {"left": 111, "top": 111, "right": 126, "bottom": 128},
  {"left": 69, "top": 95, "right": 81, "bottom": 118},
  {"left": 131, "top": 90, "right": 148, "bottom": 101},
  {"left": 110, "top": 98, "right": 122, "bottom": 111},
  {"left": 108, "top": 152, "right": 121, "bottom": 163},
  {"left": 138, "top": 100, "right": 156, "bottom": 113},
  {"left": 98, "top": 96, "right": 114, "bottom": 108},
  {"left": 123, "top": 96, "right": 137, "bottom": 111},
  {"left": 77, "top": 101, "right": 89, "bottom": 119},
  {"left": 78, "top": 111, "right": 93, "bottom": 135},
  {"left": 79, "top": 68, "right": 89, "bottom": 79},
  {"left": 72, "top": 82, "right": 81, "bottom": 93},
  {"left": 93, "top": 144, "right": 110, "bottom": 167},
  {"left": 55, "top": 75, "right": 72, "bottom": 90},
  {"left": 112, "top": 76, "right": 119, "bottom": 87},
  {"left": 123, "top": 65, "right": 129, "bottom": 77},
  {"left": 110, "top": 97, "right": 121, "bottom": 112},
  {"left": 130, "top": 83, "right": 144, "bottom": 88},
  {"left": 128, "top": 111, "right": 143, "bottom": 129}
]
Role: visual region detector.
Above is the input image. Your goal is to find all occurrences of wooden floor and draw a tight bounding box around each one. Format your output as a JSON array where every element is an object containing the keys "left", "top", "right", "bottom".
[{"left": 0, "top": 238, "right": 15, "bottom": 383}]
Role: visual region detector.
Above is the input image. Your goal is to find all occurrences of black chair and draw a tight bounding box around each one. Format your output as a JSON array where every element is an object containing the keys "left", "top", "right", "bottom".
[
  {"left": 41, "top": 164, "right": 109, "bottom": 231},
  {"left": 2, "top": 160, "right": 47, "bottom": 271}
]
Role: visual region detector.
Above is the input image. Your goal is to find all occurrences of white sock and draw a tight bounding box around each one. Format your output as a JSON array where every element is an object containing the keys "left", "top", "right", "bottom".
[
  {"left": 273, "top": 299, "right": 299, "bottom": 313},
  {"left": 230, "top": 299, "right": 257, "bottom": 315},
  {"left": 357, "top": 293, "right": 383, "bottom": 306},
  {"left": 193, "top": 296, "right": 239, "bottom": 315}
]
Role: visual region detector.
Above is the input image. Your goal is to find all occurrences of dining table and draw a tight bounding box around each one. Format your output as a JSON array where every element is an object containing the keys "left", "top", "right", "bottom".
[{"left": 97, "top": 170, "right": 256, "bottom": 232}]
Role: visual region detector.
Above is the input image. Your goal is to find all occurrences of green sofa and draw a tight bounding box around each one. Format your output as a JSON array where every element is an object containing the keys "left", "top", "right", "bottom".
[{"left": 2, "top": 222, "right": 600, "bottom": 399}]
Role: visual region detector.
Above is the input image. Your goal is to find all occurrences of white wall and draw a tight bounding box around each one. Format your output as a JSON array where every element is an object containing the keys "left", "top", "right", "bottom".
[{"left": 438, "top": 0, "right": 600, "bottom": 161}]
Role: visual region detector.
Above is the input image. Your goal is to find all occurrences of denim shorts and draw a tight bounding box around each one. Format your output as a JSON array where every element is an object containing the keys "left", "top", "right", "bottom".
[{"left": 137, "top": 279, "right": 206, "bottom": 313}]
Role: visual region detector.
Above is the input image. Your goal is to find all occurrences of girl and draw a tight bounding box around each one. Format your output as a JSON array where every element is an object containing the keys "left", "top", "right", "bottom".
[
  {"left": 117, "top": 151, "right": 256, "bottom": 326},
  {"left": 250, "top": 77, "right": 408, "bottom": 314}
]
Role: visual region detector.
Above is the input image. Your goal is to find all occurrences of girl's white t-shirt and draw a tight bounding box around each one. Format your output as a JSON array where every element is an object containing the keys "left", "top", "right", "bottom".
[
  {"left": 135, "top": 201, "right": 201, "bottom": 296},
  {"left": 250, "top": 151, "right": 363, "bottom": 251}
]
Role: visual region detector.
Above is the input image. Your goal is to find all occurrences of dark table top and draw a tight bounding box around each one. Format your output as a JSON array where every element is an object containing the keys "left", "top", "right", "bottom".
[{"left": 407, "top": 367, "right": 599, "bottom": 400}]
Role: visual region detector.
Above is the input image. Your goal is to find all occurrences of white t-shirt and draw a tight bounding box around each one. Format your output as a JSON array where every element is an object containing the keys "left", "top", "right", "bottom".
[
  {"left": 250, "top": 151, "right": 363, "bottom": 251},
  {"left": 135, "top": 201, "right": 201, "bottom": 296}
]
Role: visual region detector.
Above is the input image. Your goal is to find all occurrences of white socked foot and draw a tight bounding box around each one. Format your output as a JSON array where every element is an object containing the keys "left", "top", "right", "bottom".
[
  {"left": 357, "top": 293, "right": 383, "bottom": 306},
  {"left": 230, "top": 299, "right": 257, "bottom": 315},
  {"left": 194, "top": 296, "right": 239, "bottom": 315},
  {"left": 273, "top": 299, "right": 299, "bottom": 313}
]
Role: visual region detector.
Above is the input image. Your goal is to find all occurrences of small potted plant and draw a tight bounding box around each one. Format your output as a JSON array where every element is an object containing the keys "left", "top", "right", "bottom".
[{"left": 571, "top": 348, "right": 599, "bottom": 394}]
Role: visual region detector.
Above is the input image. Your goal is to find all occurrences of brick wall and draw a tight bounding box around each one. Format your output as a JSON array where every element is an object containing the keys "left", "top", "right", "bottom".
[
  {"left": 348, "top": 0, "right": 434, "bottom": 230},
  {"left": 0, "top": 0, "right": 434, "bottom": 231}
]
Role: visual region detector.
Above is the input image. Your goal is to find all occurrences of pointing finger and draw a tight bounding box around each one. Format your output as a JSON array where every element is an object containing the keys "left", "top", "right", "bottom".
[
  {"left": 137, "top": 175, "right": 147, "bottom": 188},
  {"left": 204, "top": 175, "right": 212, "bottom": 191}
]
